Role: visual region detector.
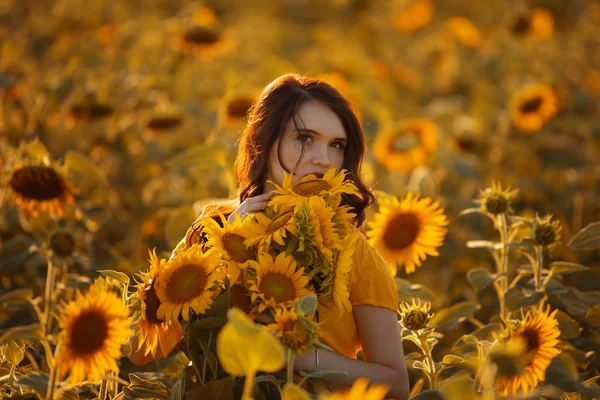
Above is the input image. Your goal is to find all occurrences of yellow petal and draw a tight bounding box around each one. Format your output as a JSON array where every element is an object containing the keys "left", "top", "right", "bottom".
[
  {"left": 281, "top": 383, "right": 312, "bottom": 400},
  {"left": 217, "top": 308, "right": 285, "bottom": 376}
]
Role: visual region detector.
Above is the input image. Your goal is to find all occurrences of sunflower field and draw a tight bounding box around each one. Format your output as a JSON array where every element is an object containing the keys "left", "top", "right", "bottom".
[{"left": 1, "top": 0, "right": 600, "bottom": 399}]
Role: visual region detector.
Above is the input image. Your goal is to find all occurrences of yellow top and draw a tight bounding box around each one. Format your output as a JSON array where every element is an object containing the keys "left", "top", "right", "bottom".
[
  {"left": 317, "top": 228, "right": 398, "bottom": 359},
  {"left": 173, "top": 218, "right": 398, "bottom": 359}
]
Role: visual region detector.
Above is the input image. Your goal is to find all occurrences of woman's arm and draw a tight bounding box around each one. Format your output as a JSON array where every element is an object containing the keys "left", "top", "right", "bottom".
[{"left": 294, "top": 305, "right": 409, "bottom": 400}]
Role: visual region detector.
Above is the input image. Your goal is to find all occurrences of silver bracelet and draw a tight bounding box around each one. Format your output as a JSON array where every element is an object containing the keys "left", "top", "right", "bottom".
[{"left": 315, "top": 349, "right": 320, "bottom": 368}]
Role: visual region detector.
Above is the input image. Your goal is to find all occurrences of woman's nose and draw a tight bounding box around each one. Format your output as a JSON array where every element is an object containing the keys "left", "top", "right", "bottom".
[{"left": 311, "top": 146, "right": 330, "bottom": 167}]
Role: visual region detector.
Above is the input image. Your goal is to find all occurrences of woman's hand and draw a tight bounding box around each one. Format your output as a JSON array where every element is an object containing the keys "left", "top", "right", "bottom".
[
  {"left": 227, "top": 193, "right": 273, "bottom": 223},
  {"left": 253, "top": 311, "right": 275, "bottom": 325}
]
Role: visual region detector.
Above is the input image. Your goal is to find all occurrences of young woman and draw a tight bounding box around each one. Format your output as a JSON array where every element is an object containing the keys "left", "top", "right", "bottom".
[{"left": 132, "top": 74, "right": 409, "bottom": 399}]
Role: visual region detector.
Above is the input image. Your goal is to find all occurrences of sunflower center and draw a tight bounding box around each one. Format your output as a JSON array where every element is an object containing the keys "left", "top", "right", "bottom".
[
  {"left": 144, "top": 284, "right": 163, "bottom": 325},
  {"left": 521, "top": 327, "right": 540, "bottom": 353},
  {"left": 280, "top": 317, "right": 297, "bottom": 332},
  {"left": 519, "top": 97, "right": 543, "bottom": 114},
  {"left": 391, "top": 130, "right": 421, "bottom": 152},
  {"left": 50, "top": 231, "right": 76, "bottom": 257},
  {"left": 227, "top": 97, "right": 253, "bottom": 120},
  {"left": 267, "top": 210, "right": 293, "bottom": 234},
  {"left": 292, "top": 180, "right": 330, "bottom": 196},
  {"left": 69, "top": 308, "right": 109, "bottom": 356},
  {"left": 183, "top": 26, "right": 221, "bottom": 45},
  {"left": 166, "top": 264, "right": 209, "bottom": 304},
  {"left": 259, "top": 273, "right": 297, "bottom": 304},
  {"left": 222, "top": 232, "right": 253, "bottom": 263},
  {"left": 9, "top": 166, "right": 66, "bottom": 201},
  {"left": 383, "top": 212, "right": 421, "bottom": 251}
]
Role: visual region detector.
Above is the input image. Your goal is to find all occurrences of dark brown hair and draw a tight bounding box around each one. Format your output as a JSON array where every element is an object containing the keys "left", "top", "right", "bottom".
[{"left": 192, "top": 73, "right": 375, "bottom": 242}]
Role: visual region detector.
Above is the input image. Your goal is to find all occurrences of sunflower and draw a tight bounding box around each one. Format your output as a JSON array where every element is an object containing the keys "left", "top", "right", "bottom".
[
  {"left": 295, "top": 196, "right": 342, "bottom": 262},
  {"left": 172, "top": 24, "right": 235, "bottom": 61},
  {"left": 475, "top": 180, "right": 519, "bottom": 216},
  {"left": 132, "top": 249, "right": 182, "bottom": 358},
  {"left": 248, "top": 252, "right": 313, "bottom": 313},
  {"left": 319, "top": 378, "right": 389, "bottom": 400},
  {"left": 372, "top": 119, "right": 439, "bottom": 173},
  {"left": 446, "top": 17, "right": 481, "bottom": 48},
  {"left": 219, "top": 92, "right": 255, "bottom": 128},
  {"left": 265, "top": 307, "right": 320, "bottom": 354},
  {"left": 243, "top": 204, "right": 297, "bottom": 248},
  {"left": 5, "top": 160, "right": 76, "bottom": 217},
  {"left": 510, "top": 84, "right": 559, "bottom": 133},
  {"left": 269, "top": 168, "right": 358, "bottom": 209},
  {"left": 367, "top": 193, "right": 448, "bottom": 275},
  {"left": 154, "top": 245, "right": 223, "bottom": 322},
  {"left": 495, "top": 306, "right": 561, "bottom": 396},
  {"left": 392, "top": 0, "right": 435, "bottom": 34},
  {"left": 513, "top": 8, "right": 554, "bottom": 40},
  {"left": 56, "top": 278, "right": 133, "bottom": 385},
  {"left": 202, "top": 213, "right": 258, "bottom": 284},
  {"left": 332, "top": 231, "right": 358, "bottom": 312}
]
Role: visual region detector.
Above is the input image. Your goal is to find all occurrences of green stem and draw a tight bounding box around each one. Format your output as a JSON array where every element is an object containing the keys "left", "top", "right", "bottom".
[
  {"left": 418, "top": 333, "right": 437, "bottom": 389},
  {"left": 534, "top": 245, "right": 544, "bottom": 292},
  {"left": 287, "top": 349, "right": 295, "bottom": 384},
  {"left": 183, "top": 323, "right": 202, "bottom": 384},
  {"left": 43, "top": 257, "right": 57, "bottom": 338},
  {"left": 242, "top": 370, "right": 256, "bottom": 400},
  {"left": 99, "top": 377, "right": 108, "bottom": 400},
  {"left": 45, "top": 342, "right": 60, "bottom": 400},
  {"left": 496, "top": 214, "right": 510, "bottom": 320}
]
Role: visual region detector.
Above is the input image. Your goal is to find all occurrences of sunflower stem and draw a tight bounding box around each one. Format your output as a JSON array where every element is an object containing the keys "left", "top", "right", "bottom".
[
  {"left": 99, "top": 377, "right": 109, "bottom": 400},
  {"left": 45, "top": 341, "right": 60, "bottom": 400},
  {"left": 418, "top": 332, "right": 438, "bottom": 389},
  {"left": 242, "top": 369, "right": 256, "bottom": 400},
  {"left": 534, "top": 245, "right": 543, "bottom": 292},
  {"left": 286, "top": 349, "right": 295, "bottom": 384},
  {"left": 43, "top": 255, "right": 57, "bottom": 338},
  {"left": 496, "top": 214, "right": 510, "bottom": 320}
]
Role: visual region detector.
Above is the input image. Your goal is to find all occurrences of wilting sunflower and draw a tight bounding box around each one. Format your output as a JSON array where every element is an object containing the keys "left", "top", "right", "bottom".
[
  {"left": 202, "top": 213, "right": 258, "bottom": 284},
  {"left": 367, "top": 193, "right": 448, "bottom": 275},
  {"left": 510, "top": 84, "right": 559, "bottom": 133},
  {"left": 446, "top": 17, "right": 482, "bottom": 48},
  {"left": 320, "top": 378, "right": 389, "bottom": 400},
  {"left": 265, "top": 307, "right": 320, "bottom": 354},
  {"left": 495, "top": 306, "right": 561, "bottom": 396},
  {"left": 269, "top": 168, "right": 358, "bottom": 209},
  {"left": 372, "top": 119, "right": 439, "bottom": 173},
  {"left": 56, "top": 278, "right": 133, "bottom": 385},
  {"left": 5, "top": 159, "right": 76, "bottom": 217},
  {"left": 248, "top": 252, "right": 313, "bottom": 313},
  {"left": 392, "top": 0, "right": 434, "bottom": 34},
  {"left": 154, "top": 245, "right": 223, "bottom": 322},
  {"left": 132, "top": 249, "right": 182, "bottom": 358},
  {"left": 294, "top": 196, "right": 342, "bottom": 262}
]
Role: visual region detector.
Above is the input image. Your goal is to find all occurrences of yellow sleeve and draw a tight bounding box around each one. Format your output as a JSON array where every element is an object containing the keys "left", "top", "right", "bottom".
[{"left": 348, "top": 231, "right": 399, "bottom": 312}]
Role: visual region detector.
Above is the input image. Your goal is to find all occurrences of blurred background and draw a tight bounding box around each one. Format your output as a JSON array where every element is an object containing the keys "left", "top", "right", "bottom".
[{"left": 1, "top": 0, "right": 600, "bottom": 383}]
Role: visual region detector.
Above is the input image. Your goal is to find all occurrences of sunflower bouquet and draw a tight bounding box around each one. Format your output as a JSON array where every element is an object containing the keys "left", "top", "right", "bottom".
[{"left": 200, "top": 168, "right": 360, "bottom": 348}]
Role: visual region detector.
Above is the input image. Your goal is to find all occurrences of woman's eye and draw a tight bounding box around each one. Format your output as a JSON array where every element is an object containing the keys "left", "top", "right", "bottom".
[
  {"left": 332, "top": 141, "right": 345, "bottom": 150},
  {"left": 297, "top": 134, "right": 313, "bottom": 144}
]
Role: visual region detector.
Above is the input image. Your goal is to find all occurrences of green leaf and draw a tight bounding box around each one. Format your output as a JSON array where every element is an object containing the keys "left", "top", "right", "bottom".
[
  {"left": 165, "top": 206, "right": 198, "bottom": 250},
  {"left": 555, "top": 288, "right": 600, "bottom": 316},
  {"left": 412, "top": 360, "right": 426, "bottom": 371},
  {"left": 298, "top": 368, "right": 347, "bottom": 379},
  {"left": 64, "top": 150, "right": 107, "bottom": 185},
  {"left": 568, "top": 221, "right": 600, "bottom": 251},
  {"left": 98, "top": 270, "right": 130, "bottom": 286},
  {"left": 295, "top": 294, "right": 318, "bottom": 316},
  {"left": 466, "top": 268, "right": 495, "bottom": 292},
  {"left": 54, "top": 389, "right": 79, "bottom": 400},
  {"left": 404, "top": 352, "right": 424, "bottom": 362},
  {"left": 441, "top": 355, "right": 465, "bottom": 366},
  {"left": 16, "top": 373, "right": 49, "bottom": 398},
  {"left": 550, "top": 262, "right": 590, "bottom": 275},
  {"left": 556, "top": 310, "right": 582, "bottom": 340},
  {"left": 585, "top": 305, "right": 600, "bottom": 335},
  {"left": 431, "top": 301, "right": 479, "bottom": 331},
  {"left": 185, "top": 376, "right": 234, "bottom": 400},
  {"left": 395, "top": 278, "right": 437, "bottom": 303},
  {"left": 504, "top": 287, "right": 545, "bottom": 311},
  {"left": 0, "top": 289, "right": 33, "bottom": 305},
  {"left": 2, "top": 341, "right": 24, "bottom": 365},
  {"left": 0, "top": 323, "right": 45, "bottom": 343},
  {"left": 412, "top": 389, "right": 446, "bottom": 400}
]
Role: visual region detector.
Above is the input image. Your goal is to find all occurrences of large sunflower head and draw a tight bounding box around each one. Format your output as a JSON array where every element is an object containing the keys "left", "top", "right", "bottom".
[
  {"left": 243, "top": 204, "right": 297, "bottom": 248},
  {"left": 495, "top": 306, "right": 561, "bottom": 396},
  {"left": 510, "top": 84, "right": 559, "bottom": 133},
  {"left": 3, "top": 140, "right": 76, "bottom": 217},
  {"left": 248, "top": 252, "right": 313, "bottom": 313},
  {"left": 56, "top": 278, "right": 133, "bottom": 385},
  {"left": 367, "top": 193, "right": 448, "bottom": 275},
  {"left": 265, "top": 306, "right": 320, "bottom": 354},
  {"left": 294, "top": 196, "right": 342, "bottom": 263},
  {"left": 154, "top": 245, "right": 223, "bottom": 322},
  {"left": 131, "top": 249, "right": 182, "bottom": 358},
  {"left": 372, "top": 118, "right": 439, "bottom": 173},
  {"left": 268, "top": 168, "right": 358, "bottom": 209}
]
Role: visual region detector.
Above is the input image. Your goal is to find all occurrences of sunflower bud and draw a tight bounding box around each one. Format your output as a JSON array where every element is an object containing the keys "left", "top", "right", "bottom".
[
  {"left": 399, "top": 299, "right": 434, "bottom": 332},
  {"left": 49, "top": 230, "right": 77, "bottom": 257},
  {"left": 476, "top": 181, "right": 519, "bottom": 216},
  {"left": 533, "top": 214, "right": 562, "bottom": 246}
]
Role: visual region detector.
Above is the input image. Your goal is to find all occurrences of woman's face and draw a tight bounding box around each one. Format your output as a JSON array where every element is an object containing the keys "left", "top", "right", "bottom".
[{"left": 265, "top": 100, "right": 347, "bottom": 191}]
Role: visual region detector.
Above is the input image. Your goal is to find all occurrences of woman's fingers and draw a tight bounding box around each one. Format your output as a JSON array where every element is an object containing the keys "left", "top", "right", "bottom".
[{"left": 228, "top": 192, "right": 273, "bottom": 223}]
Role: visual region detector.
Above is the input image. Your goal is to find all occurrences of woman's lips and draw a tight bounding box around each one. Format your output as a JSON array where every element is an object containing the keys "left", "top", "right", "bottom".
[{"left": 308, "top": 172, "right": 324, "bottom": 178}]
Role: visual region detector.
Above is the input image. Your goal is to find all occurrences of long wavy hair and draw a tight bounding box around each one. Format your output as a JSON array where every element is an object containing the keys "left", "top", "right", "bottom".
[{"left": 190, "top": 73, "right": 375, "bottom": 244}]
